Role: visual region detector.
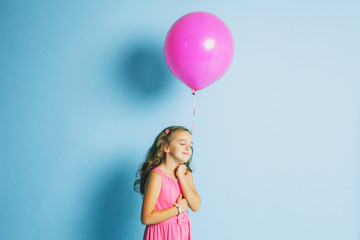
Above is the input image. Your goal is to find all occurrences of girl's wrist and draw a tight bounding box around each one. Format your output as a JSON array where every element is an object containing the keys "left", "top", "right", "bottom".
[
  {"left": 174, "top": 203, "right": 181, "bottom": 216},
  {"left": 176, "top": 174, "right": 186, "bottom": 180}
]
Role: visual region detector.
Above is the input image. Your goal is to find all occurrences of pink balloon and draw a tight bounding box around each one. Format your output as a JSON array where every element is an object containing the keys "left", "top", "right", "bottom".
[{"left": 164, "top": 12, "right": 234, "bottom": 91}]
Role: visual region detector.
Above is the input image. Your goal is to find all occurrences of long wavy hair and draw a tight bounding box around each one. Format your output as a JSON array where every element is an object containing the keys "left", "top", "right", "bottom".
[{"left": 134, "top": 126, "right": 193, "bottom": 196}]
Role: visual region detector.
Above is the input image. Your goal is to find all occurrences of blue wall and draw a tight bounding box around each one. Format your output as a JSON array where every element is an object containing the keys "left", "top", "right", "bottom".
[{"left": 1, "top": 0, "right": 359, "bottom": 239}]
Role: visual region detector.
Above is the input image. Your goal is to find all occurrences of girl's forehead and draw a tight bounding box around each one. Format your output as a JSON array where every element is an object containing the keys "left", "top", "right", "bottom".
[{"left": 173, "top": 131, "right": 192, "bottom": 140}]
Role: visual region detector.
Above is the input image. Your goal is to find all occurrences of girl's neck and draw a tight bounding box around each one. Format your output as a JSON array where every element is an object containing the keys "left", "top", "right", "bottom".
[{"left": 159, "top": 160, "right": 178, "bottom": 177}]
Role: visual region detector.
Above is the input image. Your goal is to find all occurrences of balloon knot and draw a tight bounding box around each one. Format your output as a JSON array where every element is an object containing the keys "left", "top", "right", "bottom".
[{"left": 191, "top": 89, "right": 196, "bottom": 95}]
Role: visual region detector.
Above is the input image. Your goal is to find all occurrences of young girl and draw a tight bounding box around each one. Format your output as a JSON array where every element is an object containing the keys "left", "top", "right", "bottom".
[{"left": 134, "top": 126, "right": 201, "bottom": 240}]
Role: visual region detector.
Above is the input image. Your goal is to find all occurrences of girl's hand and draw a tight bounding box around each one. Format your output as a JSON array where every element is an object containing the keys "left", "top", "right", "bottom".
[
  {"left": 176, "top": 194, "right": 188, "bottom": 212},
  {"left": 176, "top": 164, "right": 187, "bottom": 179}
]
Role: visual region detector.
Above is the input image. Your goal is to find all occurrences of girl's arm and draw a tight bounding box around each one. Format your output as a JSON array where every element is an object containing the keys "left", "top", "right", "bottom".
[
  {"left": 177, "top": 166, "right": 201, "bottom": 212},
  {"left": 141, "top": 171, "right": 186, "bottom": 225}
]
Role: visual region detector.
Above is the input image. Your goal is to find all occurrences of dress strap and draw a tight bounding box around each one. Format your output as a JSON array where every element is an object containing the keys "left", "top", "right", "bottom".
[
  {"left": 150, "top": 167, "right": 161, "bottom": 174},
  {"left": 150, "top": 167, "right": 165, "bottom": 178}
]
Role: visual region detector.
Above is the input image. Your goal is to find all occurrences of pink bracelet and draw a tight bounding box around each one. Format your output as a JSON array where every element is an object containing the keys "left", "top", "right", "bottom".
[{"left": 174, "top": 203, "right": 181, "bottom": 216}]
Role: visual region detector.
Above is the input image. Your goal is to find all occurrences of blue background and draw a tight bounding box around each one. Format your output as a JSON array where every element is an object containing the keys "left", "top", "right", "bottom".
[{"left": 1, "top": 0, "right": 359, "bottom": 239}]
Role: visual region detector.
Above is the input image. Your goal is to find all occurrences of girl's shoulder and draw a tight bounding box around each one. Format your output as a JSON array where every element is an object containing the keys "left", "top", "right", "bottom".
[
  {"left": 150, "top": 167, "right": 162, "bottom": 175},
  {"left": 151, "top": 166, "right": 169, "bottom": 177},
  {"left": 145, "top": 169, "right": 162, "bottom": 190},
  {"left": 144, "top": 169, "right": 162, "bottom": 197},
  {"left": 149, "top": 168, "right": 161, "bottom": 177}
]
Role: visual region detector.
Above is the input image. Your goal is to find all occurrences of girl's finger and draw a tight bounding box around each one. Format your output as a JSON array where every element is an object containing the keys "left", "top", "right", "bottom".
[{"left": 177, "top": 193, "right": 183, "bottom": 201}]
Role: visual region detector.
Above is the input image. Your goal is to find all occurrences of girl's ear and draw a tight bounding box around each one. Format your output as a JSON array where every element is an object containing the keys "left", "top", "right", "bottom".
[{"left": 163, "top": 144, "right": 170, "bottom": 153}]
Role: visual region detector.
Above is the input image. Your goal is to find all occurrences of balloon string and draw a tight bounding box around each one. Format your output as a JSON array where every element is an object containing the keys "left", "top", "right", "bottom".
[{"left": 191, "top": 89, "right": 197, "bottom": 134}]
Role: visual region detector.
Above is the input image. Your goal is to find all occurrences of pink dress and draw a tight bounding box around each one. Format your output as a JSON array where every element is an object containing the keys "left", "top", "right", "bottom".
[{"left": 143, "top": 167, "right": 191, "bottom": 240}]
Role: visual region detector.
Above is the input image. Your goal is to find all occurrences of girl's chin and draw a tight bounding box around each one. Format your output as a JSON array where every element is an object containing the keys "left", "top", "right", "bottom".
[
  {"left": 177, "top": 159, "right": 189, "bottom": 164},
  {"left": 181, "top": 159, "right": 190, "bottom": 164}
]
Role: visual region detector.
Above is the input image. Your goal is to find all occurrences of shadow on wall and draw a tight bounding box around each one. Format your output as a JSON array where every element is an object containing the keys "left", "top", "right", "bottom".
[
  {"left": 113, "top": 38, "right": 173, "bottom": 103},
  {"left": 81, "top": 37, "right": 172, "bottom": 239},
  {"left": 85, "top": 159, "right": 143, "bottom": 240}
]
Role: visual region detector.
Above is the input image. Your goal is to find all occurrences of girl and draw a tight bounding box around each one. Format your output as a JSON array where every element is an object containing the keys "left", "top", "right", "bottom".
[{"left": 134, "top": 126, "right": 201, "bottom": 240}]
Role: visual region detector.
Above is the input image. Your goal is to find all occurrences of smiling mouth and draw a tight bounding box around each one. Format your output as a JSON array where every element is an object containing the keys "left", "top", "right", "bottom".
[{"left": 182, "top": 152, "right": 189, "bottom": 155}]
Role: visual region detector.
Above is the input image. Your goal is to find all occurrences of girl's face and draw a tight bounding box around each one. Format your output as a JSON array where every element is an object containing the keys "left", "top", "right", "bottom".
[{"left": 165, "top": 130, "right": 193, "bottom": 164}]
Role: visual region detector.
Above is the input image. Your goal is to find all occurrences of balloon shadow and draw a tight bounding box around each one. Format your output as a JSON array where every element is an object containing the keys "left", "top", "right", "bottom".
[
  {"left": 113, "top": 39, "right": 173, "bottom": 103},
  {"left": 84, "top": 158, "right": 144, "bottom": 240}
]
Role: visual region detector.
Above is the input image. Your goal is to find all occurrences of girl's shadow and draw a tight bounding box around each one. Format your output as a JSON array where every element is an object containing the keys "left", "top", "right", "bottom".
[
  {"left": 86, "top": 159, "right": 143, "bottom": 240},
  {"left": 83, "top": 36, "right": 172, "bottom": 239}
]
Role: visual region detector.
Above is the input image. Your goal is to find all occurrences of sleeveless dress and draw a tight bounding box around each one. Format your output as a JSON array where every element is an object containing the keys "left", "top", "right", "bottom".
[{"left": 143, "top": 167, "right": 191, "bottom": 240}]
